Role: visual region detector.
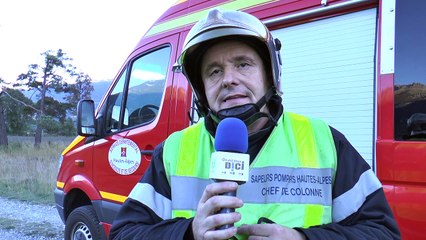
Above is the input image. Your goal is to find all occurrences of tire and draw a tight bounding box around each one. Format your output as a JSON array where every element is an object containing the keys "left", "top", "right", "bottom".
[{"left": 65, "top": 205, "right": 106, "bottom": 240}]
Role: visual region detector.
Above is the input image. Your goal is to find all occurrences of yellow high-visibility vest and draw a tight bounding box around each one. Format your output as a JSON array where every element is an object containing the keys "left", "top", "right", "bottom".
[{"left": 163, "top": 112, "right": 337, "bottom": 232}]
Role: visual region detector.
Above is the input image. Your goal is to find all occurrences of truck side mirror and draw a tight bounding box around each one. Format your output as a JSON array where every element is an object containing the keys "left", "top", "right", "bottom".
[
  {"left": 172, "top": 62, "right": 182, "bottom": 73},
  {"left": 77, "top": 99, "right": 96, "bottom": 136}
]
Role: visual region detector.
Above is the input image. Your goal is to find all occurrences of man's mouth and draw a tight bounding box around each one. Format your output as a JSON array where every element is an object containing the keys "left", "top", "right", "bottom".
[{"left": 223, "top": 94, "right": 245, "bottom": 102}]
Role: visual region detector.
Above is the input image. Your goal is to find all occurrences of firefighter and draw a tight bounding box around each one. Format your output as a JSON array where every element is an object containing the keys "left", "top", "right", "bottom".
[{"left": 110, "top": 9, "right": 400, "bottom": 240}]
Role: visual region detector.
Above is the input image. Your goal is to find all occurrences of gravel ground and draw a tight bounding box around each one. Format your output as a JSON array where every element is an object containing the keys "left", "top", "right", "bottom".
[{"left": 0, "top": 196, "right": 64, "bottom": 240}]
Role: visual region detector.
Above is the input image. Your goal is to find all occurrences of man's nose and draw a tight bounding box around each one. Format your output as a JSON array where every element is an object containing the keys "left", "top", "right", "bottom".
[{"left": 221, "top": 69, "right": 238, "bottom": 88}]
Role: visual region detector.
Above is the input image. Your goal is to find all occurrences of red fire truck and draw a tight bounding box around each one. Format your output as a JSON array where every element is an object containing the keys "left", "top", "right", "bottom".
[{"left": 54, "top": 0, "right": 426, "bottom": 239}]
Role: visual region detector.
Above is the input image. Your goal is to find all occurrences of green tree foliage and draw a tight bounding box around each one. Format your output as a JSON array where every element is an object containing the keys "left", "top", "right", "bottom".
[
  {"left": 0, "top": 87, "right": 35, "bottom": 136},
  {"left": 0, "top": 78, "right": 8, "bottom": 146},
  {"left": 60, "top": 117, "right": 76, "bottom": 136},
  {"left": 16, "top": 49, "right": 78, "bottom": 147},
  {"left": 0, "top": 101, "right": 7, "bottom": 146},
  {"left": 36, "top": 97, "right": 67, "bottom": 124},
  {"left": 34, "top": 97, "right": 76, "bottom": 136},
  {"left": 3, "top": 49, "right": 94, "bottom": 140},
  {"left": 63, "top": 72, "right": 94, "bottom": 115}
]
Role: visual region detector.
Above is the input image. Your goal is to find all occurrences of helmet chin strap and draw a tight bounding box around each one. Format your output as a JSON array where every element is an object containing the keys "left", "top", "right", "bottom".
[{"left": 209, "top": 88, "right": 277, "bottom": 127}]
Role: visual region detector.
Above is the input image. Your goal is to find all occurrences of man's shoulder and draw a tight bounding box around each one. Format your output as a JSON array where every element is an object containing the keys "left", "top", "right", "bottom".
[
  {"left": 329, "top": 126, "right": 348, "bottom": 143},
  {"left": 165, "top": 118, "right": 207, "bottom": 145},
  {"left": 284, "top": 111, "right": 330, "bottom": 128}
]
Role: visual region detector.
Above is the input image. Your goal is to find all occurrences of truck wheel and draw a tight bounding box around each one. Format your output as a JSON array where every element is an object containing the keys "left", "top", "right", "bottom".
[{"left": 65, "top": 205, "right": 106, "bottom": 240}]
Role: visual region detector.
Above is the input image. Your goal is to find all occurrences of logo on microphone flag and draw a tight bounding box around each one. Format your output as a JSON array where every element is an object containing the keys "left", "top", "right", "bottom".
[{"left": 210, "top": 151, "right": 249, "bottom": 182}]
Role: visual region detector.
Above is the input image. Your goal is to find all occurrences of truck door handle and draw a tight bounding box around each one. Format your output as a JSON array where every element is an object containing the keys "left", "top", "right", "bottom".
[{"left": 141, "top": 150, "right": 154, "bottom": 156}]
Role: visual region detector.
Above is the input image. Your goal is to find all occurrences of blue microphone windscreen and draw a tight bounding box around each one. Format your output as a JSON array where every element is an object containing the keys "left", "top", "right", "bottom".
[{"left": 214, "top": 118, "right": 248, "bottom": 153}]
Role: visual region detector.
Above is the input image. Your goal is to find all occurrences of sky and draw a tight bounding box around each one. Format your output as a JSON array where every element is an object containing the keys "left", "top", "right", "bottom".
[{"left": 0, "top": 0, "right": 177, "bottom": 84}]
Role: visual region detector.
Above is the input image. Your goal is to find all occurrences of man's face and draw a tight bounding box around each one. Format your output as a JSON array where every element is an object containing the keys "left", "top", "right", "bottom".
[{"left": 201, "top": 40, "right": 269, "bottom": 113}]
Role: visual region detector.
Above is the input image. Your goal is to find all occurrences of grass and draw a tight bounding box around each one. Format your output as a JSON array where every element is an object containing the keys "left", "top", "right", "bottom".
[
  {"left": 0, "top": 136, "right": 75, "bottom": 204},
  {"left": 0, "top": 217, "right": 63, "bottom": 239}
]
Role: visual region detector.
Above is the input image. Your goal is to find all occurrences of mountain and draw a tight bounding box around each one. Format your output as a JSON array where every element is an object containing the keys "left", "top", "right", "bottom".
[
  {"left": 20, "top": 80, "right": 112, "bottom": 107},
  {"left": 90, "top": 80, "right": 112, "bottom": 106},
  {"left": 394, "top": 83, "right": 426, "bottom": 107}
]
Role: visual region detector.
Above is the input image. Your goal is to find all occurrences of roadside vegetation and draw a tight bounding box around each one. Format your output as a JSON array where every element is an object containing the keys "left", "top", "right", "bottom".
[
  {"left": 0, "top": 136, "right": 74, "bottom": 204},
  {"left": 0, "top": 48, "right": 93, "bottom": 238},
  {"left": 0, "top": 48, "right": 93, "bottom": 204},
  {"left": 0, "top": 49, "right": 93, "bottom": 148}
]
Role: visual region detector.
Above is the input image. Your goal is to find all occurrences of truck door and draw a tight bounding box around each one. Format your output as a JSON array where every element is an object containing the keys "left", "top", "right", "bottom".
[
  {"left": 376, "top": 0, "right": 426, "bottom": 238},
  {"left": 91, "top": 34, "right": 179, "bottom": 219}
]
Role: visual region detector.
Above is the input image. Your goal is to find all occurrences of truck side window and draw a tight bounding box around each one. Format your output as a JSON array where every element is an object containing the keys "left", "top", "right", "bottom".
[
  {"left": 126, "top": 47, "right": 170, "bottom": 128},
  {"left": 394, "top": 0, "right": 426, "bottom": 140},
  {"left": 105, "top": 71, "right": 127, "bottom": 133},
  {"left": 104, "top": 46, "right": 171, "bottom": 133}
]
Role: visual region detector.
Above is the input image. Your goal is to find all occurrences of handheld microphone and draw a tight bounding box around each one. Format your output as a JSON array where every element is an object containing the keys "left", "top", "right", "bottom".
[{"left": 209, "top": 117, "right": 250, "bottom": 230}]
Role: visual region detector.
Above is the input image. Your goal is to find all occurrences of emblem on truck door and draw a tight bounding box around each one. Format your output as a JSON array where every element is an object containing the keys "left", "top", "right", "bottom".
[{"left": 108, "top": 138, "right": 141, "bottom": 175}]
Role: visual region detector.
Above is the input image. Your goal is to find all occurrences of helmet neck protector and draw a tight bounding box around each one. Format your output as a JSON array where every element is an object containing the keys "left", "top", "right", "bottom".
[{"left": 209, "top": 88, "right": 277, "bottom": 127}]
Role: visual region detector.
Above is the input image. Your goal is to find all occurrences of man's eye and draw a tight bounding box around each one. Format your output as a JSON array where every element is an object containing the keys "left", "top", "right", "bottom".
[
  {"left": 209, "top": 69, "right": 221, "bottom": 77},
  {"left": 238, "top": 62, "right": 250, "bottom": 69}
]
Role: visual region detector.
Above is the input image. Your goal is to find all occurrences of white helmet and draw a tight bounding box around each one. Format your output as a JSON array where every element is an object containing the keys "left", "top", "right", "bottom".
[{"left": 177, "top": 8, "right": 282, "bottom": 117}]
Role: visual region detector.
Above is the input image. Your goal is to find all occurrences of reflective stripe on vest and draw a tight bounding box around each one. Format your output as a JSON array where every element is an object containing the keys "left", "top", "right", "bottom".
[{"left": 163, "top": 112, "right": 337, "bottom": 228}]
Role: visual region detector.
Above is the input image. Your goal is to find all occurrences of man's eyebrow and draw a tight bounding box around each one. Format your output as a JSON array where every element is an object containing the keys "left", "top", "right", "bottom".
[
  {"left": 203, "top": 55, "right": 257, "bottom": 74},
  {"left": 232, "top": 55, "right": 256, "bottom": 64},
  {"left": 203, "top": 62, "right": 221, "bottom": 74}
]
